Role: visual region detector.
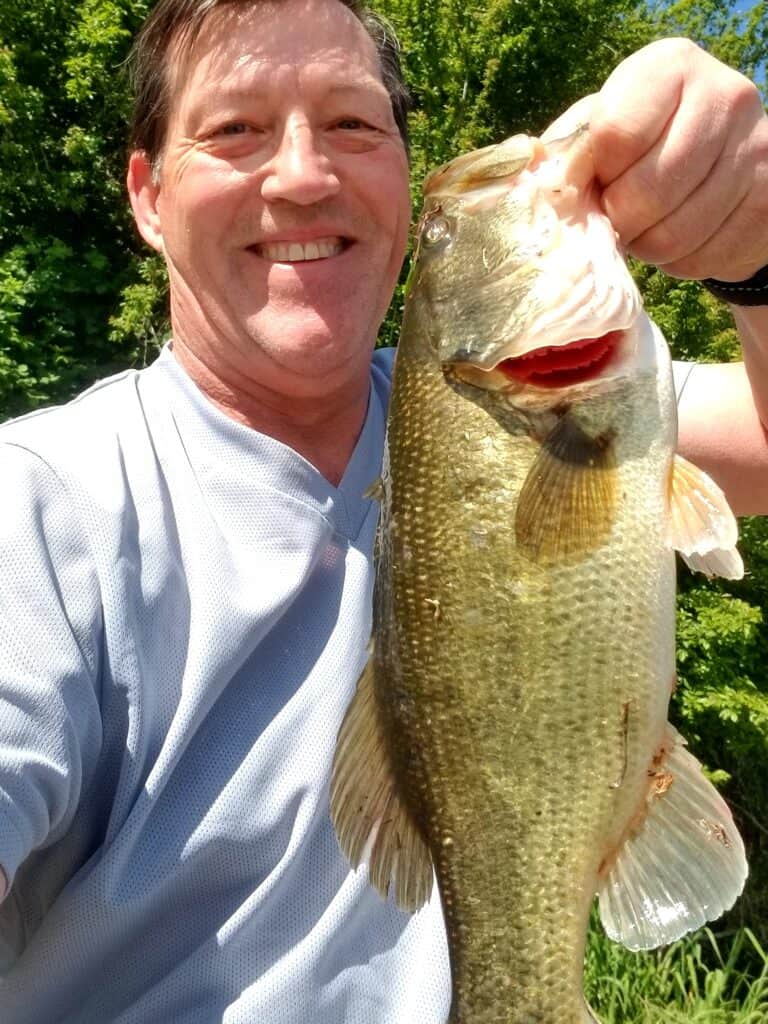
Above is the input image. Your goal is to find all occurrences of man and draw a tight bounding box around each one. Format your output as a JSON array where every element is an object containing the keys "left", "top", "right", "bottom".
[{"left": 0, "top": 0, "right": 765, "bottom": 1020}]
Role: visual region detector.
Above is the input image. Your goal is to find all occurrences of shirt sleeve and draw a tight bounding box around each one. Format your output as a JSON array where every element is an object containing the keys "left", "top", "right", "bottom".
[
  {"left": 0, "top": 442, "right": 103, "bottom": 891},
  {"left": 672, "top": 360, "right": 696, "bottom": 404}
]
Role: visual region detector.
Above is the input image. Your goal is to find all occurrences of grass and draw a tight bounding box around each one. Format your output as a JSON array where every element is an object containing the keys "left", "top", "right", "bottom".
[{"left": 584, "top": 919, "right": 768, "bottom": 1023}]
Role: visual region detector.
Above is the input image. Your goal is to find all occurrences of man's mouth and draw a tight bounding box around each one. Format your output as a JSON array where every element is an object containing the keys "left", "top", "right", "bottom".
[{"left": 251, "top": 236, "right": 348, "bottom": 262}]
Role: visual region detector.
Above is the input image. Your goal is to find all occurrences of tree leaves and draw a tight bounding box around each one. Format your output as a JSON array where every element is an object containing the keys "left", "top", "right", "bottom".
[{"left": 0, "top": 0, "right": 152, "bottom": 415}]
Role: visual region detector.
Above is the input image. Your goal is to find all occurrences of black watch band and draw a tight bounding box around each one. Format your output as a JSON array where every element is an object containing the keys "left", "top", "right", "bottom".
[{"left": 701, "top": 263, "right": 768, "bottom": 306}]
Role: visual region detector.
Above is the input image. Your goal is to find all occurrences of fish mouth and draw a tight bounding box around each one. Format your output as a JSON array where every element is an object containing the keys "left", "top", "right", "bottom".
[{"left": 494, "top": 331, "right": 622, "bottom": 389}]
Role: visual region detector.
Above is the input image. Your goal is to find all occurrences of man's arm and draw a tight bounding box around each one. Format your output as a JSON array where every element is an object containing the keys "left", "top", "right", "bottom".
[
  {"left": 734, "top": 305, "right": 768, "bottom": 431},
  {"left": 674, "top": 306, "right": 768, "bottom": 518},
  {"left": 676, "top": 358, "right": 768, "bottom": 516},
  {"left": 0, "top": 443, "right": 102, "bottom": 903}
]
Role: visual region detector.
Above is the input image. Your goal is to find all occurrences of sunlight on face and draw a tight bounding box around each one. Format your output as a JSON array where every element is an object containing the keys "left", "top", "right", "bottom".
[{"left": 148, "top": 0, "right": 412, "bottom": 401}]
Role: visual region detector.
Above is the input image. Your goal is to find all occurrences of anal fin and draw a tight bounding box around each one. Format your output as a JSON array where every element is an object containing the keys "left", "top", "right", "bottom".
[
  {"left": 598, "top": 724, "right": 747, "bottom": 951},
  {"left": 330, "top": 654, "right": 433, "bottom": 913},
  {"left": 668, "top": 454, "right": 744, "bottom": 579}
]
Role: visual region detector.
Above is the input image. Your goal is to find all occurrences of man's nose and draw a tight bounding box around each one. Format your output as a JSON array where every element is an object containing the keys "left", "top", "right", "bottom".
[{"left": 261, "top": 120, "right": 341, "bottom": 205}]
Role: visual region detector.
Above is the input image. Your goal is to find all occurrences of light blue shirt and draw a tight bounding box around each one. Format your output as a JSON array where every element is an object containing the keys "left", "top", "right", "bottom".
[{"left": 0, "top": 346, "right": 450, "bottom": 1023}]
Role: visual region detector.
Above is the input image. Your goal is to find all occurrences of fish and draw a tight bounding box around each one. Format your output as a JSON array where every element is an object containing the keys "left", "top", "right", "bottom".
[{"left": 330, "top": 123, "right": 748, "bottom": 1023}]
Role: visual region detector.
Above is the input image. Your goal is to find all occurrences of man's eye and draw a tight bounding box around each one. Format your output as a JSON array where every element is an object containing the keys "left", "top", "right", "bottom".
[
  {"left": 335, "top": 118, "right": 367, "bottom": 130},
  {"left": 219, "top": 123, "right": 250, "bottom": 136}
]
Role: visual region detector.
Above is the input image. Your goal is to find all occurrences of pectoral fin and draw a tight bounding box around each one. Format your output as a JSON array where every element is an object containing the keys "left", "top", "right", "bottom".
[
  {"left": 330, "top": 654, "right": 433, "bottom": 913},
  {"left": 668, "top": 454, "right": 744, "bottom": 579},
  {"left": 515, "top": 415, "right": 617, "bottom": 564},
  {"left": 597, "top": 724, "right": 747, "bottom": 951}
]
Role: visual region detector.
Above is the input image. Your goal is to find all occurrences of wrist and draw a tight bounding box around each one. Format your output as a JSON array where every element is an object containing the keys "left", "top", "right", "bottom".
[{"left": 701, "top": 264, "right": 768, "bottom": 306}]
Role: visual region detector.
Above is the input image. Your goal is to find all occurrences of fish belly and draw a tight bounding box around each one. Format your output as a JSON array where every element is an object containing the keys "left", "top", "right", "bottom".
[{"left": 376, "top": 347, "right": 676, "bottom": 1023}]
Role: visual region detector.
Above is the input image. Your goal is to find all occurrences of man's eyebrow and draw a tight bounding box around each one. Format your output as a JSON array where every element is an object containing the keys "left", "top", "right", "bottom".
[
  {"left": 187, "top": 84, "right": 268, "bottom": 108},
  {"left": 324, "top": 80, "right": 389, "bottom": 97},
  {"left": 186, "top": 80, "right": 382, "bottom": 105},
  {"left": 181, "top": 75, "right": 390, "bottom": 123}
]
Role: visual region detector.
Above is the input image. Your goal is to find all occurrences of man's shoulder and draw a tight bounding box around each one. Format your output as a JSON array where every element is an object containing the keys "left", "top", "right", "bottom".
[
  {"left": 2, "top": 365, "right": 140, "bottom": 442},
  {"left": 0, "top": 359, "right": 161, "bottom": 471}
]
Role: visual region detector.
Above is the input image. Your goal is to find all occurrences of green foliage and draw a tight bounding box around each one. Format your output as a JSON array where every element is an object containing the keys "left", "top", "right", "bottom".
[
  {"left": 379, "top": 0, "right": 655, "bottom": 177},
  {"left": 107, "top": 252, "right": 169, "bottom": 360},
  {"left": 0, "top": 0, "right": 156, "bottom": 417},
  {"left": 647, "top": 0, "right": 768, "bottom": 88},
  {"left": 631, "top": 265, "right": 742, "bottom": 364},
  {"left": 672, "top": 531, "right": 768, "bottom": 934},
  {"left": 0, "top": 234, "right": 116, "bottom": 412},
  {"left": 585, "top": 922, "right": 768, "bottom": 1021}
]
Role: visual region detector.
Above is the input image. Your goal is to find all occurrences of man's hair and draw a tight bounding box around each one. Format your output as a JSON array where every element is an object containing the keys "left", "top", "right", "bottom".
[{"left": 127, "top": 0, "right": 412, "bottom": 174}]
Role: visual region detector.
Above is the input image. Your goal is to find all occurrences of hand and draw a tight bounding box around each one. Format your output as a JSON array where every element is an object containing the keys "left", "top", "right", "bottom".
[{"left": 547, "top": 39, "right": 768, "bottom": 282}]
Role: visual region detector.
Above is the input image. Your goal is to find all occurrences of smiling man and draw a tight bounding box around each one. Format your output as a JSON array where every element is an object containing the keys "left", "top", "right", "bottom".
[
  {"left": 128, "top": 0, "right": 411, "bottom": 485},
  {"left": 0, "top": 0, "right": 766, "bottom": 1021}
]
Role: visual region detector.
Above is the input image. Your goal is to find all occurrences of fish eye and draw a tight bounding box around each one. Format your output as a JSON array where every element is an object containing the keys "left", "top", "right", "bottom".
[{"left": 422, "top": 214, "right": 451, "bottom": 246}]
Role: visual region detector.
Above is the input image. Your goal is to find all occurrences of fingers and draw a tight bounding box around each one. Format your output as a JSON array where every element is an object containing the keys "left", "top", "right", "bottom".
[
  {"left": 631, "top": 116, "right": 768, "bottom": 280},
  {"left": 588, "top": 38, "right": 768, "bottom": 280},
  {"left": 593, "top": 43, "right": 731, "bottom": 243}
]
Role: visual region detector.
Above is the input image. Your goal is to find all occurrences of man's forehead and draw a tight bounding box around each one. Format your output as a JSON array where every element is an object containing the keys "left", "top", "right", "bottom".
[{"left": 169, "top": 0, "right": 383, "bottom": 97}]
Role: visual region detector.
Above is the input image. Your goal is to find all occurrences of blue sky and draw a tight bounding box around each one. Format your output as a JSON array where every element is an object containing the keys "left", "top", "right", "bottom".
[
  {"left": 731, "top": 0, "right": 766, "bottom": 89},
  {"left": 655, "top": 0, "right": 766, "bottom": 88}
]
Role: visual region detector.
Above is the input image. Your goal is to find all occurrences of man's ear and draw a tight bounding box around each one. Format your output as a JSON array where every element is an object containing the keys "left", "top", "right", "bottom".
[{"left": 127, "top": 151, "right": 164, "bottom": 253}]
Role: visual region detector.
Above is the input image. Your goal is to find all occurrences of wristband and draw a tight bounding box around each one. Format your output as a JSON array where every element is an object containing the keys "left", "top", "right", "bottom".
[{"left": 701, "top": 263, "right": 768, "bottom": 306}]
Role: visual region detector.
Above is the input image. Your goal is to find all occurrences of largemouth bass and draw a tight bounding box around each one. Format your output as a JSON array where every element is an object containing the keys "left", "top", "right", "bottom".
[{"left": 330, "top": 124, "right": 747, "bottom": 1023}]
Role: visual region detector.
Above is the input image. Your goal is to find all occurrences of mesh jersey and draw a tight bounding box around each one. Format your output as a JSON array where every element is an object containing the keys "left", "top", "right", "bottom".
[
  {"left": 0, "top": 346, "right": 450, "bottom": 1024},
  {"left": 0, "top": 349, "right": 692, "bottom": 1022}
]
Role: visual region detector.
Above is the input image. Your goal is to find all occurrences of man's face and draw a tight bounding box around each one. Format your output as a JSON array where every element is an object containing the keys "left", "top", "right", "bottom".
[{"left": 129, "top": 0, "right": 411, "bottom": 401}]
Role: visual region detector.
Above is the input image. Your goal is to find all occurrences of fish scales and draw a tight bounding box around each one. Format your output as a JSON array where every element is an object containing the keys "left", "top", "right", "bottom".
[
  {"left": 330, "top": 125, "right": 747, "bottom": 1024},
  {"left": 378, "top": 309, "right": 675, "bottom": 1022}
]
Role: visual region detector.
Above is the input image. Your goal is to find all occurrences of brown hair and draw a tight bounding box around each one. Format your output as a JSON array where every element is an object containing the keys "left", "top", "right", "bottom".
[{"left": 127, "top": 0, "right": 412, "bottom": 174}]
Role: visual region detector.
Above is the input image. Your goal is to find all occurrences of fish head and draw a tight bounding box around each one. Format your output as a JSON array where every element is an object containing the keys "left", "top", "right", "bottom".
[{"left": 408, "top": 126, "right": 654, "bottom": 408}]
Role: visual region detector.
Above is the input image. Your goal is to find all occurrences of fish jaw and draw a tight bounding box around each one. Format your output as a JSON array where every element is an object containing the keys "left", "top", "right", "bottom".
[{"left": 413, "top": 128, "right": 641, "bottom": 372}]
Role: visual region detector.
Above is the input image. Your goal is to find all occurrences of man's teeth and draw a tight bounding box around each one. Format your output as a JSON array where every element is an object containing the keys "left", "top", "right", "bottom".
[{"left": 258, "top": 238, "right": 344, "bottom": 262}]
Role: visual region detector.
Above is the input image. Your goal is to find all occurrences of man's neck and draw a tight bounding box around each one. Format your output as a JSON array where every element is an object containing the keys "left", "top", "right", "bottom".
[{"left": 171, "top": 343, "right": 371, "bottom": 487}]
